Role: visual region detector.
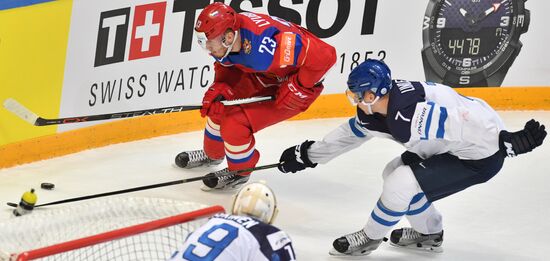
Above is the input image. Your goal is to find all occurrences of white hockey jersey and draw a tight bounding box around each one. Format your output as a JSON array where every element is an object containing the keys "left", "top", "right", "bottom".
[
  {"left": 308, "top": 80, "right": 506, "bottom": 163},
  {"left": 169, "top": 213, "right": 295, "bottom": 261}
]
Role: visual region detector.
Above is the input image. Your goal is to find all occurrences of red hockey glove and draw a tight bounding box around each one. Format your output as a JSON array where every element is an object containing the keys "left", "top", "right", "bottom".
[
  {"left": 275, "top": 75, "right": 316, "bottom": 111},
  {"left": 200, "top": 82, "right": 235, "bottom": 119}
]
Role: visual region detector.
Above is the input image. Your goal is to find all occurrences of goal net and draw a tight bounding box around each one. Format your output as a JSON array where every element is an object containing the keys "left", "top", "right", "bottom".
[{"left": 0, "top": 197, "right": 224, "bottom": 261}]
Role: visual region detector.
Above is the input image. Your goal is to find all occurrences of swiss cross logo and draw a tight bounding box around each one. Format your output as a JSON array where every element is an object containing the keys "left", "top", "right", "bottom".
[
  {"left": 94, "top": 2, "right": 166, "bottom": 67},
  {"left": 129, "top": 3, "right": 166, "bottom": 60}
]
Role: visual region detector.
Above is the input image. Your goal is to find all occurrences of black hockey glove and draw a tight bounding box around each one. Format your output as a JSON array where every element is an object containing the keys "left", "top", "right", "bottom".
[
  {"left": 499, "top": 119, "right": 547, "bottom": 157},
  {"left": 278, "top": 140, "right": 318, "bottom": 173}
]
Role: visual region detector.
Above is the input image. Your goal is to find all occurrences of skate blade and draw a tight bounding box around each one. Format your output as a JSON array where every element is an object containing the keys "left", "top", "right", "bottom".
[
  {"left": 389, "top": 242, "right": 443, "bottom": 253},
  {"left": 172, "top": 163, "right": 195, "bottom": 170},
  {"left": 200, "top": 185, "right": 240, "bottom": 193},
  {"left": 328, "top": 248, "right": 374, "bottom": 257},
  {"left": 171, "top": 161, "right": 223, "bottom": 170},
  {"left": 200, "top": 185, "right": 215, "bottom": 192},
  {"left": 171, "top": 163, "right": 205, "bottom": 170}
]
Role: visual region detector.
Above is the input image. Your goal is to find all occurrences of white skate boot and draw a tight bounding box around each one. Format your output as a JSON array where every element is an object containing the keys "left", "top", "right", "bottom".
[
  {"left": 329, "top": 229, "right": 383, "bottom": 256},
  {"left": 389, "top": 227, "right": 443, "bottom": 252},
  {"left": 200, "top": 168, "right": 250, "bottom": 191},
  {"left": 174, "top": 150, "right": 223, "bottom": 169}
]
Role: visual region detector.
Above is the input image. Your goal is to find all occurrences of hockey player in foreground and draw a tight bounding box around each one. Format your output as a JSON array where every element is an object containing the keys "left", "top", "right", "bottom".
[
  {"left": 174, "top": 2, "right": 336, "bottom": 191},
  {"left": 169, "top": 181, "right": 296, "bottom": 260},
  {"left": 277, "top": 59, "right": 547, "bottom": 256}
]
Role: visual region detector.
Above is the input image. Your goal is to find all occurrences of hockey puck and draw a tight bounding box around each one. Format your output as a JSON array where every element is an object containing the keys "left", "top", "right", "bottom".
[{"left": 40, "top": 183, "right": 55, "bottom": 190}]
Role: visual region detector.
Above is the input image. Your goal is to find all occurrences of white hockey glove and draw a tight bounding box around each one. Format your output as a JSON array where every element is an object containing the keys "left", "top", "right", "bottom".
[{"left": 278, "top": 140, "right": 317, "bottom": 173}]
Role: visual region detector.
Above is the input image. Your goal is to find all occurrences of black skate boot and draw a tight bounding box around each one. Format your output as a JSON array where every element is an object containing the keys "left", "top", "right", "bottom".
[
  {"left": 174, "top": 150, "right": 223, "bottom": 169},
  {"left": 390, "top": 227, "right": 443, "bottom": 252},
  {"left": 200, "top": 168, "right": 250, "bottom": 191},
  {"left": 329, "top": 229, "right": 383, "bottom": 256}
]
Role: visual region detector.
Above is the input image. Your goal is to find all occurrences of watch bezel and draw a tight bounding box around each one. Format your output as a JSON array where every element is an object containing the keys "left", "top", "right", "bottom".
[{"left": 421, "top": 0, "right": 529, "bottom": 85}]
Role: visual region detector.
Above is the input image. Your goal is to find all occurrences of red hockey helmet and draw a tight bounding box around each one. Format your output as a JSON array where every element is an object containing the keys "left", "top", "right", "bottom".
[{"left": 195, "top": 3, "right": 239, "bottom": 40}]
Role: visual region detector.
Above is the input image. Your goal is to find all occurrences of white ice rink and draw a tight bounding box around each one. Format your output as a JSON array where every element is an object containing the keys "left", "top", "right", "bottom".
[{"left": 1, "top": 111, "right": 549, "bottom": 261}]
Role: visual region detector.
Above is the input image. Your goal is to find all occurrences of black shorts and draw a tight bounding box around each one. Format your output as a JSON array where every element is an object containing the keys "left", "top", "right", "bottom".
[{"left": 401, "top": 151, "right": 505, "bottom": 202}]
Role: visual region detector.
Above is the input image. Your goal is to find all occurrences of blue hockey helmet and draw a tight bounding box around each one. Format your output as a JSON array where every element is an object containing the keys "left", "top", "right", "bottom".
[{"left": 346, "top": 59, "right": 392, "bottom": 104}]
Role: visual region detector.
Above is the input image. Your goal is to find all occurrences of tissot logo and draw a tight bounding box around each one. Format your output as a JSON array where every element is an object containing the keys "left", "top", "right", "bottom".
[
  {"left": 94, "top": 8, "right": 130, "bottom": 67},
  {"left": 94, "top": 2, "right": 166, "bottom": 67},
  {"left": 92, "top": 0, "right": 381, "bottom": 68}
]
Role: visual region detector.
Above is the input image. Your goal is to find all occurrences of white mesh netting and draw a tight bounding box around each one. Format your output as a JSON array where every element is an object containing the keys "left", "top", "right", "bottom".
[{"left": 0, "top": 197, "right": 221, "bottom": 260}]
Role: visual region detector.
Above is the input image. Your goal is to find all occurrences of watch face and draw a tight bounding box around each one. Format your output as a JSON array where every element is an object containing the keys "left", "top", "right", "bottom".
[{"left": 422, "top": 0, "right": 529, "bottom": 86}]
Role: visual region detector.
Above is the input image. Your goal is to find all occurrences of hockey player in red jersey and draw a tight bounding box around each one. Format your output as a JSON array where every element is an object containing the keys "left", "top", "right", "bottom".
[{"left": 174, "top": 3, "right": 336, "bottom": 191}]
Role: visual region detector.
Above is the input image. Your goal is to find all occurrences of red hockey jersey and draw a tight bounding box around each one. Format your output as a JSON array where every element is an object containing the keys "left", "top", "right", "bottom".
[{"left": 212, "top": 12, "right": 336, "bottom": 95}]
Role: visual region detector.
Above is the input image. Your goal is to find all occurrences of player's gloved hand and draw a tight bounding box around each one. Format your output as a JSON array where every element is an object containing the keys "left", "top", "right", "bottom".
[
  {"left": 200, "top": 82, "right": 235, "bottom": 120},
  {"left": 275, "top": 74, "right": 316, "bottom": 111},
  {"left": 278, "top": 140, "right": 318, "bottom": 173},
  {"left": 499, "top": 119, "right": 547, "bottom": 157}
]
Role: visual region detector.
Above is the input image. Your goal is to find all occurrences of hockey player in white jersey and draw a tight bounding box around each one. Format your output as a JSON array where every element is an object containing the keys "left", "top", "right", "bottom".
[
  {"left": 277, "top": 59, "right": 547, "bottom": 256},
  {"left": 169, "top": 181, "right": 296, "bottom": 260}
]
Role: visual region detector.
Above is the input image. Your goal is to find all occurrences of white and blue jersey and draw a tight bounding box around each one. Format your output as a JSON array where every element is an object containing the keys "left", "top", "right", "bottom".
[
  {"left": 308, "top": 80, "right": 506, "bottom": 163},
  {"left": 169, "top": 213, "right": 295, "bottom": 261}
]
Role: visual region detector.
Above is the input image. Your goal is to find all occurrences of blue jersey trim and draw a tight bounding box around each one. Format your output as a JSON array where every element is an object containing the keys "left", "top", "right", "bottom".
[
  {"left": 227, "top": 151, "right": 256, "bottom": 164},
  {"left": 205, "top": 129, "right": 223, "bottom": 142},
  {"left": 436, "top": 107, "right": 447, "bottom": 139},
  {"left": 292, "top": 33, "right": 303, "bottom": 66},
  {"left": 371, "top": 211, "right": 400, "bottom": 227},
  {"left": 421, "top": 102, "right": 435, "bottom": 140},
  {"left": 376, "top": 201, "right": 407, "bottom": 217},
  {"left": 349, "top": 118, "right": 366, "bottom": 138},
  {"left": 409, "top": 193, "right": 425, "bottom": 205},
  {"left": 407, "top": 201, "right": 432, "bottom": 216}
]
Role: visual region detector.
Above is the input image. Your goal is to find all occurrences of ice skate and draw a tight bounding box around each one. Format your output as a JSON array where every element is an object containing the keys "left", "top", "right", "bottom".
[
  {"left": 329, "top": 229, "right": 383, "bottom": 256},
  {"left": 389, "top": 228, "right": 443, "bottom": 253},
  {"left": 174, "top": 150, "right": 223, "bottom": 169},
  {"left": 200, "top": 168, "right": 250, "bottom": 191}
]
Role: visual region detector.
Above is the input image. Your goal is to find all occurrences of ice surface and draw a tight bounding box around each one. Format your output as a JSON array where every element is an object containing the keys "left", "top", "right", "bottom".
[{"left": 1, "top": 111, "right": 549, "bottom": 260}]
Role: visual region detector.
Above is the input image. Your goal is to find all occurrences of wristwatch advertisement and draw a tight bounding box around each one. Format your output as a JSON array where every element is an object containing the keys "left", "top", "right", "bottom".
[{"left": 422, "top": 0, "right": 530, "bottom": 87}]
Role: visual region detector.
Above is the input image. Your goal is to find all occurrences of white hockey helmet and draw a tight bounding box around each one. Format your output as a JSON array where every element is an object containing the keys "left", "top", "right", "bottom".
[{"left": 231, "top": 180, "right": 278, "bottom": 224}]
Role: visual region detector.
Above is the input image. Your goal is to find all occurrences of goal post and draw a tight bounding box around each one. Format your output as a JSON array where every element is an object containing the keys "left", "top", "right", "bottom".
[{"left": 0, "top": 197, "right": 225, "bottom": 261}]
